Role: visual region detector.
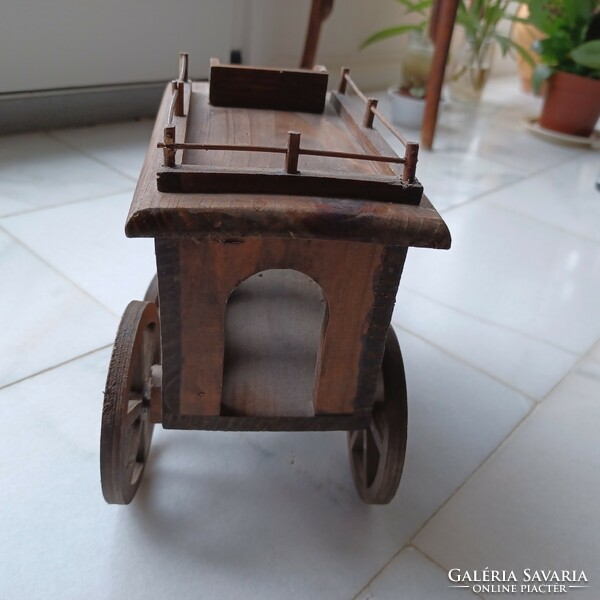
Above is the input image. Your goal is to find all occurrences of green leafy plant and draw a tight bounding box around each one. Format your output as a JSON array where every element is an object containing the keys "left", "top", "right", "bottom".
[
  {"left": 361, "top": 0, "right": 534, "bottom": 96},
  {"left": 524, "top": 0, "right": 600, "bottom": 92}
]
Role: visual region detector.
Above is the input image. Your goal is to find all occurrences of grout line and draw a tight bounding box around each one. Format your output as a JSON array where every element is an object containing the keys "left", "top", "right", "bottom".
[
  {"left": 0, "top": 224, "right": 123, "bottom": 317},
  {"left": 350, "top": 544, "right": 485, "bottom": 600},
  {"left": 0, "top": 186, "right": 135, "bottom": 220},
  {"left": 44, "top": 129, "right": 143, "bottom": 182},
  {"left": 484, "top": 199, "right": 600, "bottom": 247},
  {"left": 409, "top": 545, "right": 487, "bottom": 599},
  {"left": 397, "top": 285, "right": 581, "bottom": 356},
  {"left": 405, "top": 332, "right": 600, "bottom": 552},
  {"left": 439, "top": 149, "right": 586, "bottom": 217},
  {"left": 0, "top": 344, "right": 113, "bottom": 393},
  {"left": 392, "top": 322, "right": 539, "bottom": 402}
]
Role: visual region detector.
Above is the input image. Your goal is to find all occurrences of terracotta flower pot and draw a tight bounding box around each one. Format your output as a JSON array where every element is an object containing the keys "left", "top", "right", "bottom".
[{"left": 539, "top": 71, "right": 600, "bottom": 137}]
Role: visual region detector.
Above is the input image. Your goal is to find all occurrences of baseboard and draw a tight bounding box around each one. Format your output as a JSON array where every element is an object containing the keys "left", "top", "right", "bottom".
[{"left": 0, "top": 82, "right": 168, "bottom": 135}]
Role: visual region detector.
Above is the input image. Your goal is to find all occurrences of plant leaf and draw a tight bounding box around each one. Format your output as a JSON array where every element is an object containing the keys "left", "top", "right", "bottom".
[
  {"left": 360, "top": 24, "right": 424, "bottom": 49},
  {"left": 571, "top": 40, "right": 600, "bottom": 69}
]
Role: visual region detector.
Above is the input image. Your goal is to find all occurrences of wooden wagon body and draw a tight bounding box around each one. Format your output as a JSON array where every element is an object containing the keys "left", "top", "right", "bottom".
[{"left": 101, "top": 56, "right": 450, "bottom": 506}]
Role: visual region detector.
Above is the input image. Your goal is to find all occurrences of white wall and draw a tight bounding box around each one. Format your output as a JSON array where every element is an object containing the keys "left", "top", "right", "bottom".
[
  {"left": 1, "top": 0, "right": 409, "bottom": 94},
  {"left": 0, "top": 0, "right": 235, "bottom": 93}
]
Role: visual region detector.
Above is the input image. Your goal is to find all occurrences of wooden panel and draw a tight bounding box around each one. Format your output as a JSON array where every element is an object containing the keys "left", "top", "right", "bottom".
[
  {"left": 157, "top": 167, "right": 422, "bottom": 204},
  {"left": 209, "top": 64, "right": 328, "bottom": 113},
  {"left": 163, "top": 414, "right": 369, "bottom": 432},
  {"left": 126, "top": 84, "right": 451, "bottom": 250},
  {"left": 165, "top": 237, "right": 387, "bottom": 418}
]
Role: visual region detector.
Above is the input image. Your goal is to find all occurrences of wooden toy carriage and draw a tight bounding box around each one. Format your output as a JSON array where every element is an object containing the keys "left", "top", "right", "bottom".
[{"left": 100, "top": 55, "right": 451, "bottom": 506}]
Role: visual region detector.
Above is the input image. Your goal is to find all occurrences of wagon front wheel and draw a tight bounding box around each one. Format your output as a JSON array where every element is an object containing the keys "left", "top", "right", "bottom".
[
  {"left": 101, "top": 300, "right": 160, "bottom": 504},
  {"left": 348, "top": 326, "right": 407, "bottom": 504}
]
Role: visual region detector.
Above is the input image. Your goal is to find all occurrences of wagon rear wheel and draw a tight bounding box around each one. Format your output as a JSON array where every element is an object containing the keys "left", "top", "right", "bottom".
[
  {"left": 144, "top": 274, "right": 159, "bottom": 307},
  {"left": 101, "top": 300, "right": 160, "bottom": 504},
  {"left": 348, "top": 326, "right": 407, "bottom": 504}
]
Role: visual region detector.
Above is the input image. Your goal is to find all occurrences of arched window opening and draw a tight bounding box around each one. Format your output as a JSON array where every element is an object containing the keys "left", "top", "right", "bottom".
[{"left": 222, "top": 269, "right": 327, "bottom": 417}]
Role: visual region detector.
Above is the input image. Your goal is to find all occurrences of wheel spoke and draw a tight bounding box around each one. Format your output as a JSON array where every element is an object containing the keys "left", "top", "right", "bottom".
[
  {"left": 369, "top": 414, "right": 385, "bottom": 454},
  {"left": 366, "top": 427, "right": 382, "bottom": 486},
  {"left": 126, "top": 396, "right": 143, "bottom": 428},
  {"left": 348, "top": 429, "right": 361, "bottom": 452}
]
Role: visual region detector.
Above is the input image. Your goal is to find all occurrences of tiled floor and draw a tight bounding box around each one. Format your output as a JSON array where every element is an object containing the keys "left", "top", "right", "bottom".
[{"left": 0, "top": 78, "right": 598, "bottom": 599}]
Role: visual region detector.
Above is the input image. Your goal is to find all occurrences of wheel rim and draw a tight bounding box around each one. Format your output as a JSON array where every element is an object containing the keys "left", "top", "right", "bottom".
[
  {"left": 101, "top": 301, "right": 160, "bottom": 504},
  {"left": 348, "top": 326, "right": 407, "bottom": 504}
]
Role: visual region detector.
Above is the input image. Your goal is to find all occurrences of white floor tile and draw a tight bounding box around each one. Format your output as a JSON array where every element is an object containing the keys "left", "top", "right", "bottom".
[
  {"left": 0, "top": 330, "right": 531, "bottom": 600},
  {"left": 484, "top": 152, "right": 600, "bottom": 243},
  {"left": 589, "top": 340, "right": 600, "bottom": 363},
  {"left": 49, "top": 120, "right": 154, "bottom": 180},
  {"left": 0, "top": 230, "right": 117, "bottom": 387},
  {"left": 401, "top": 203, "right": 600, "bottom": 354},
  {"left": 355, "top": 547, "right": 479, "bottom": 599},
  {"left": 1, "top": 192, "right": 156, "bottom": 315},
  {"left": 392, "top": 288, "right": 578, "bottom": 400},
  {"left": 414, "top": 358, "right": 600, "bottom": 600},
  {"left": 0, "top": 133, "right": 133, "bottom": 217},
  {"left": 243, "top": 332, "right": 532, "bottom": 566}
]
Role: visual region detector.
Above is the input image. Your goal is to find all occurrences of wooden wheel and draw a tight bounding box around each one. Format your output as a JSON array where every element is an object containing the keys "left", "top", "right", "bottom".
[
  {"left": 101, "top": 301, "right": 160, "bottom": 504},
  {"left": 144, "top": 274, "right": 159, "bottom": 306},
  {"left": 348, "top": 326, "right": 407, "bottom": 504}
]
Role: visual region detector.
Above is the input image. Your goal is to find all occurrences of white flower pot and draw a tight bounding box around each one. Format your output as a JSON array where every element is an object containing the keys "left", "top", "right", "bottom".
[{"left": 388, "top": 87, "right": 425, "bottom": 129}]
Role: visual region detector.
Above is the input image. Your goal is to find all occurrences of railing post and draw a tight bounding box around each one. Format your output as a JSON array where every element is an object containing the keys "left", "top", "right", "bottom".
[
  {"left": 338, "top": 67, "right": 350, "bottom": 93},
  {"left": 179, "top": 52, "right": 189, "bottom": 81},
  {"left": 363, "top": 98, "right": 378, "bottom": 128},
  {"left": 172, "top": 80, "right": 184, "bottom": 117},
  {"left": 402, "top": 142, "right": 419, "bottom": 183},
  {"left": 163, "top": 125, "right": 176, "bottom": 167},
  {"left": 285, "top": 131, "right": 301, "bottom": 174}
]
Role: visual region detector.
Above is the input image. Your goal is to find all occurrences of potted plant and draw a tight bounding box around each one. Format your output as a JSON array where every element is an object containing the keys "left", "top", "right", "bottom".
[
  {"left": 525, "top": 0, "right": 600, "bottom": 137},
  {"left": 448, "top": 0, "right": 534, "bottom": 102},
  {"left": 362, "top": 0, "right": 533, "bottom": 110},
  {"left": 361, "top": 0, "right": 434, "bottom": 127}
]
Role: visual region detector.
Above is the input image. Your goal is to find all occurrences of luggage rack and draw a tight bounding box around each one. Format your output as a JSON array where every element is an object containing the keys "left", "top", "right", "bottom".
[{"left": 155, "top": 54, "right": 423, "bottom": 205}]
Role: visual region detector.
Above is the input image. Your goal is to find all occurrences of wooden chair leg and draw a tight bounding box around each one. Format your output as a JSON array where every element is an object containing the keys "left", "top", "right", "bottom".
[
  {"left": 421, "top": 0, "right": 459, "bottom": 150},
  {"left": 300, "top": 0, "right": 334, "bottom": 69}
]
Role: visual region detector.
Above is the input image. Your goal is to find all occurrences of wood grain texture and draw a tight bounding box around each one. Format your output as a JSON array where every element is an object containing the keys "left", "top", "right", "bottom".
[
  {"left": 126, "top": 84, "right": 450, "bottom": 249},
  {"left": 170, "top": 237, "right": 384, "bottom": 417},
  {"left": 222, "top": 270, "right": 325, "bottom": 418},
  {"left": 163, "top": 414, "right": 369, "bottom": 432},
  {"left": 156, "top": 167, "right": 422, "bottom": 204},
  {"left": 209, "top": 64, "right": 328, "bottom": 113}
]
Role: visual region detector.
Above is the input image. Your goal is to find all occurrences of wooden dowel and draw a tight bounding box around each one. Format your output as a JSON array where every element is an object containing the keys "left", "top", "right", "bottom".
[
  {"left": 286, "top": 131, "right": 301, "bottom": 174},
  {"left": 370, "top": 106, "right": 410, "bottom": 147},
  {"left": 156, "top": 142, "right": 406, "bottom": 165},
  {"left": 345, "top": 75, "right": 368, "bottom": 104},
  {"left": 338, "top": 67, "right": 350, "bottom": 93},
  {"left": 163, "top": 125, "right": 176, "bottom": 167},
  {"left": 167, "top": 87, "right": 179, "bottom": 125},
  {"left": 301, "top": 148, "right": 404, "bottom": 164},
  {"left": 402, "top": 142, "right": 419, "bottom": 182},
  {"left": 179, "top": 52, "right": 189, "bottom": 82},
  {"left": 173, "top": 80, "right": 184, "bottom": 117},
  {"left": 158, "top": 142, "right": 287, "bottom": 153},
  {"left": 363, "top": 98, "right": 378, "bottom": 128}
]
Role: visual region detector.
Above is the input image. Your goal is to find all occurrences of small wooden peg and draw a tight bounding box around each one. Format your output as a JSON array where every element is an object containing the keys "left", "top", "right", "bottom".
[
  {"left": 338, "top": 67, "right": 350, "bottom": 93},
  {"left": 163, "top": 125, "right": 176, "bottom": 167},
  {"left": 363, "top": 98, "right": 378, "bottom": 128},
  {"left": 285, "top": 131, "right": 301, "bottom": 174}
]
